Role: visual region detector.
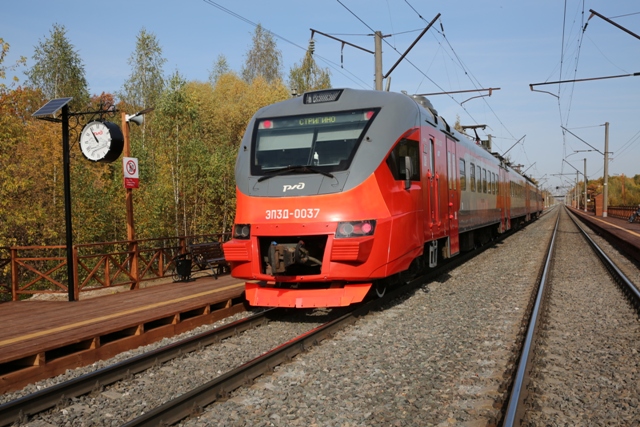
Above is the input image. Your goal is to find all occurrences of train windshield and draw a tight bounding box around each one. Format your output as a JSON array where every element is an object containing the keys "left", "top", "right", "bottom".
[{"left": 252, "top": 109, "right": 378, "bottom": 175}]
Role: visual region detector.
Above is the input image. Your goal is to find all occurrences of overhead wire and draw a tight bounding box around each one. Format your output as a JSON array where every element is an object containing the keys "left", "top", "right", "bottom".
[
  {"left": 402, "top": 0, "right": 524, "bottom": 155},
  {"left": 201, "top": 0, "right": 371, "bottom": 89}
]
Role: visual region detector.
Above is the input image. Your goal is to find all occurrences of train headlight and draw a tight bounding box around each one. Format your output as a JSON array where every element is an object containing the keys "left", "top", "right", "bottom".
[
  {"left": 335, "top": 220, "right": 376, "bottom": 238},
  {"left": 233, "top": 224, "right": 251, "bottom": 239}
]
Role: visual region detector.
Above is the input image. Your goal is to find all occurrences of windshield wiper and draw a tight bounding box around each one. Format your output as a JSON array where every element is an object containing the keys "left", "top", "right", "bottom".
[{"left": 257, "top": 165, "right": 335, "bottom": 182}]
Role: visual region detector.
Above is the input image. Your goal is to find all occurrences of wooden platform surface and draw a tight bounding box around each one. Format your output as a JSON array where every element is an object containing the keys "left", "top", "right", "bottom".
[{"left": 0, "top": 275, "right": 245, "bottom": 365}]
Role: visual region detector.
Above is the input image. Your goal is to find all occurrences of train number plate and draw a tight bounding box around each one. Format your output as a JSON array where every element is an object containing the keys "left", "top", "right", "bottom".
[{"left": 265, "top": 208, "right": 320, "bottom": 220}]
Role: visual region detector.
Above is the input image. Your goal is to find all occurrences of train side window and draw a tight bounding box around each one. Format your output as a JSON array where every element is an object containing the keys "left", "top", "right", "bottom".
[
  {"left": 476, "top": 165, "right": 481, "bottom": 192},
  {"left": 429, "top": 138, "right": 435, "bottom": 174},
  {"left": 386, "top": 138, "right": 420, "bottom": 181},
  {"left": 482, "top": 168, "right": 487, "bottom": 193},
  {"left": 469, "top": 162, "right": 475, "bottom": 192},
  {"left": 459, "top": 159, "right": 466, "bottom": 191},
  {"left": 447, "top": 152, "right": 456, "bottom": 190},
  {"left": 492, "top": 172, "right": 496, "bottom": 194}
]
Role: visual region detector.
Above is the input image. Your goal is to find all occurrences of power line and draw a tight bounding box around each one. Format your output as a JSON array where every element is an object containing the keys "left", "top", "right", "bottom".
[{"left": 202, "top": 0, "right": 371, "bottom": 89}]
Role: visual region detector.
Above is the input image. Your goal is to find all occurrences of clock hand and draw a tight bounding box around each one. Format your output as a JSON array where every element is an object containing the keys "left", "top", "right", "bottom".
[{"left": 90, "top": 126, "right": 100, "bottom": 143}]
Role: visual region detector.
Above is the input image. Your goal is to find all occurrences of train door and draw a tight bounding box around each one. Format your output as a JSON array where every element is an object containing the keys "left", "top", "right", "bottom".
[
  {"left": 446, "top": 137, "right": 460, "bottom": 256},
  {"left": 387, "top": 136, "right": 423, "bottom": 269},
  {"left": 422, "top": 135, "right": 441, "bottom": 236}
]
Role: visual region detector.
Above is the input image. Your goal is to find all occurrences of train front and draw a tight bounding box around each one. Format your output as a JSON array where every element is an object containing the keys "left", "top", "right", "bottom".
[{"left": 223, "top": 88, "right": 419, "bottom": 308}]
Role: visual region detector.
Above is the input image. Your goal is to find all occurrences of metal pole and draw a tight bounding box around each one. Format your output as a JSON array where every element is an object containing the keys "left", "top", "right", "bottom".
[
  {"left": 374, "top": 31, "right": 383, "bottom": 90},
  {"left": 575, "top": 172, "right": 579, "bottom": 209},
  {"left": 603, "top": 122, "right": 609, "bottom": 217},
  {"left": 62, "top": 105, "right": 75, "bottom": 301},
  {"left": 583, "top": 158, "right": 587, "bottom": 212},
  {"left": 384, "top": 13, "right": 440, "bottom": 80}
]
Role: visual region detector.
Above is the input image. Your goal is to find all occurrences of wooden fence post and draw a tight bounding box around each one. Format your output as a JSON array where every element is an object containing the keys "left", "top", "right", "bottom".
[
  {"left": 10, "top": 247, "right": 18, "bottom": 301},
  {"left": 131, "top": 240, "right": 139, "bottom": 290},
  {"left": 72, "top": 245, "right": 80, "bottom": 301}
]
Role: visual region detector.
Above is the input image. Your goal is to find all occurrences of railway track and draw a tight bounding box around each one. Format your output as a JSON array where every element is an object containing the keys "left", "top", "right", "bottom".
[
  {"left": 503, "top": 206, "right": 640, "bottom": 426},
  {"left": 0, "top": 310, "right": 279, "bottom": 426},
  {"left": 1, "top": 215, "right": 548, "bottom": 426},
  {"left": 122, "top": 219, "right": 542, "bottom": 426}
]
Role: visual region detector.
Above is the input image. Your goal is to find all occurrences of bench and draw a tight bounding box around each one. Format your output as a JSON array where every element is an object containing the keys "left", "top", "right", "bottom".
[{"left": 188, "top": 242, "right": 228, "bottom": 279}]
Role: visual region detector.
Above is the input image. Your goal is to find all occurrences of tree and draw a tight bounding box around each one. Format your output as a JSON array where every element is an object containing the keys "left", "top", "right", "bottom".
[
  {"left": 153, "top": 71, "right": 199, "bottom": 237},
  {"left": 241, "top": 24, "right": 283, "bottom": 84},
  {"left": 288, "top": 41, "right": 331, "bottom": 94},
  {"left": 208, "top": 54, "right": 232, "bottom": 85},
  {"left": 120, "top": 28, "right": 166, "bottom": 111},
  {"left": 0, "top": 37, "right": 27, "bottom": 91},
  {"left": 25, "top": 24, "right": 89, "bottom": 110}
]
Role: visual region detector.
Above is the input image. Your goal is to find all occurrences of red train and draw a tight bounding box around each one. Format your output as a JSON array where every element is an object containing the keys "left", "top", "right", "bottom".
[{"left": 223, "top": 88, "right": 543, "bottom": 308}]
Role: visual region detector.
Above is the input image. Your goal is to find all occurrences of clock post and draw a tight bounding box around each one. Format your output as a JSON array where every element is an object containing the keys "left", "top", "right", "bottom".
[
  {"left": 32, "top": 98, "right": 77, "bottom": 301},
  {"left": 121, "top": 107, "right": 152, "bottom": 290},
  {"left": 33, "top": 98, "right": 125, "bottom": 301},
  {"left": 122, "top": 112, "right": 138, "bottom": 288}
]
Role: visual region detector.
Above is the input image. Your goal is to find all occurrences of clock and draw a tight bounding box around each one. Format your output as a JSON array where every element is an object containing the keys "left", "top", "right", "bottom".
[{"left": 79, "top": 121, "right": 124, "bottom": 163}]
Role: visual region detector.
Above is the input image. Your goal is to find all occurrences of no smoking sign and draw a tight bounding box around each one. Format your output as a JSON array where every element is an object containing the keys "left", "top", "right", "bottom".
[{"left": 123, "top": 157, "right": 139, "bottom": 189}]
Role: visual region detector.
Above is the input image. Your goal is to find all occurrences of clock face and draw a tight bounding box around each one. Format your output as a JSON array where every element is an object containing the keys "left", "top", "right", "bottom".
[{"left": 80, "top": 121, "right": 124, "bottom": 163}]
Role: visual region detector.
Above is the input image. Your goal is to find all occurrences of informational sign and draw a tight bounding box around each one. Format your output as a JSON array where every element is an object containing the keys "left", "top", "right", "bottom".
[{"left": 123, "top": 157, "right": 139, "bottom": 189}]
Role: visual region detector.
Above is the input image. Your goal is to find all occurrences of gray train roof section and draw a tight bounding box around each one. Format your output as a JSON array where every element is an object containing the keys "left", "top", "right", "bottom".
[{"left": 235, "top": 88, "right": 423, "bottom": 197}]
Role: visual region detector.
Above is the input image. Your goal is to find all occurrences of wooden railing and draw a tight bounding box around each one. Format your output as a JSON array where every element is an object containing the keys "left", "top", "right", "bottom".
[
  {"left": 607, "top": 206, "right": 639, "bottom": 222},
  {"left": 1, "top": 233, "right": 228, "bottom": 302},
  {"left": 0, "top": 247, "right": 10, "bottom": 302}
]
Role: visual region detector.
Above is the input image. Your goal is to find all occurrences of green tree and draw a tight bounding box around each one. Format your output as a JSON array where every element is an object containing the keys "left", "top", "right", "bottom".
[
  {"left": 120, "top": 28, "right": 166, "bottom": 111},
  {"left": 288, "top": 42, "right": 331, "bottom": 94},
  {"left": 0, "top": 37, "right": 27, "bottom": 90},
  {"left": 208, "top": 54, "right": 232, "bottom": 85},
  {"left": 241, "top": 24, "right": 283, "bottom": 84},
  {"left": 153, "top": 71, "right": 200, "bottom": 237},
  {"left": 25, "top": 24, "right": 89, "bottom": 110}
]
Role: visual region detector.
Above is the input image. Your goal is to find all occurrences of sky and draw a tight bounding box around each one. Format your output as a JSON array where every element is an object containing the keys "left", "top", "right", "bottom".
[{"left": 2, "top": 0, "right": 639, "bottom": 195}]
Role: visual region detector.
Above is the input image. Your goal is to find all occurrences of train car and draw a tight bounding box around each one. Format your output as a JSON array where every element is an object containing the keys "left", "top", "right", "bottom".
[{"left": 223, "top": 88, "right": 541, "bottom": 308}]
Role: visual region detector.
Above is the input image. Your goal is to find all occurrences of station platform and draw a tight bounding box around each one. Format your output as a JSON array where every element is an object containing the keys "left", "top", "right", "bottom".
[
  {"left": 0, "top": 274, "right": 246, "bottom": 394},
  {"left": 568, "top": 207, "right": 640, "bottom": 264}
]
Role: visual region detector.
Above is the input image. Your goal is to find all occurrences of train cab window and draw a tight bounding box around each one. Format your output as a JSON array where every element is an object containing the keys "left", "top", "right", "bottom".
[
  {"left": 386, "top": 139, "right": 420, "bottom": 181},
  {"left": 469, "top": 162, "right": 476, "bottom": 192},
  {"left": 459, "top": 159, "right": 466, "bottom": 191},
  {"left": 251, "top": 108, "right": 379, "bottom": 176}
]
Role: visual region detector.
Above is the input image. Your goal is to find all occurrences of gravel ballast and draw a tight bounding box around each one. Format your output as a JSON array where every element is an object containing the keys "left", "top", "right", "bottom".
[
  {"left": 4, "top": 211, "right": 561, "bottom": 426},
  {"left": 523, "top": 208, "right": 640, "bottom": 426}
]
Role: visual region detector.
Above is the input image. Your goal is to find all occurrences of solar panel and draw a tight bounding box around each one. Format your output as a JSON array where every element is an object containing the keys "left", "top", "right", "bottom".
[{"left": 32, "top": 97, "right": 73, "bottom": 118}]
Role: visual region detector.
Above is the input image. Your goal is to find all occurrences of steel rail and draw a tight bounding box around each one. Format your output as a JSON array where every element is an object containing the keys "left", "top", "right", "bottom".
[
  {"left": 567, "top": 209, "right": 640, "bottom": 307},
  {"left": 121, "top": 303, "right": 371, "bottom": 426},
  {"left": 123, "top": 216, "right": 541, "bottom": 427},
  {"left": 0, "top": 309, "right": 276, "bottom": 427},
  {"left": 502, "top": 209, "right": 560, "bottom": 427},
  {"left": 503, "top": 207, "right": 640, "bottom": 426},
  {"left": 1, "top": 211, "right": 543, "bottom": 426}
]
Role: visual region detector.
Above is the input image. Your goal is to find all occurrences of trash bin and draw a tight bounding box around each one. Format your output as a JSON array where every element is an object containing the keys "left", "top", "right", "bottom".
[{"left": 173, "top": 255, "right": 192, "bottom": 282}]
